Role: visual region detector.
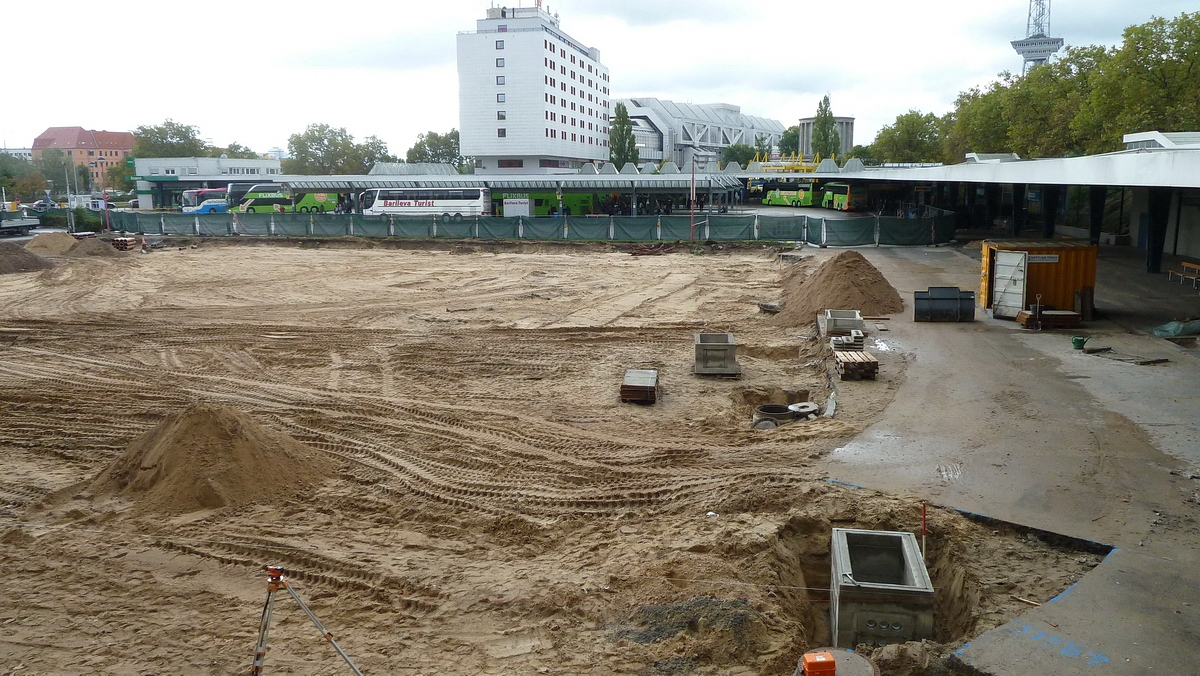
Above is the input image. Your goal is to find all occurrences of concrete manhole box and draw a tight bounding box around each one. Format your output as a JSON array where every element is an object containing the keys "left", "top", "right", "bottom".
[
  {"left": 693, "top": 333, "right": 742, "bottom": 376},
  {"left": 830, "top": 528, "right": 934, "bottom": 648}
]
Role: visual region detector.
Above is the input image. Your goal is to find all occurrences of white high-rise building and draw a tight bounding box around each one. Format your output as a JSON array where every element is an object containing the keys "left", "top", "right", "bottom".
[{"left": 457, "top": 5, "right": 611, "bottom": 174}]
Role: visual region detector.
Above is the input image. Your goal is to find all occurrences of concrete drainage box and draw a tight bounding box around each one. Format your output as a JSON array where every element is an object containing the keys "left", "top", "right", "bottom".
[
  {"left": 693, "top": 333, "right": 741, "bottom": 376},
  {"left": 830, "top": 528, "right": 934, "bottom": 648}
]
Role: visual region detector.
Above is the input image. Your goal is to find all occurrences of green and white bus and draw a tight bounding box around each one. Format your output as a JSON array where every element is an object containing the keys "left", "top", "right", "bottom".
[
  {"left": 230, "top": 183, "right": 339, "bottom": 213},
  {"left": 761, "top": 180, "right": 816, "bottom": 207}
]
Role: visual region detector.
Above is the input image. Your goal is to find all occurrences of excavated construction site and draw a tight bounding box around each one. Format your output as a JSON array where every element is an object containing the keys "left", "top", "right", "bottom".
[{"left": 0, "top": 237, "right": 1106, "bottom": 675}]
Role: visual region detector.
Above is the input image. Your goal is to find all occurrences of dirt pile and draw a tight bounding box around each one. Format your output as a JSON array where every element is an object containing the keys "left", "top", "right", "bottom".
[
  {"left": 0, "top": 242, "right": 54, "bottom": 274},
  {"left": 771, "top": 250, "right": 903, "bottom": 326},
  {"left": 23, "top": 232, "right": 78, "bottom": 256},
  {"left": 67, "top": 238, "right": 124, "bottom": 257},
  {"left": 89, "top": 403, "right": 331, "bottom": 513}
]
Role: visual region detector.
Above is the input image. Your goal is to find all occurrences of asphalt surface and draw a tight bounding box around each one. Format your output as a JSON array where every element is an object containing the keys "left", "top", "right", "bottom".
[{"left": 818, "top": 239, "right": 1200, "bottom": 674}]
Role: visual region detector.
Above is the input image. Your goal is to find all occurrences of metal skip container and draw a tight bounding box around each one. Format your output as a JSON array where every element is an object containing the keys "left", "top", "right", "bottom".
[{"left": 980, "top": 240, "right": 1097, "bottom": 318}]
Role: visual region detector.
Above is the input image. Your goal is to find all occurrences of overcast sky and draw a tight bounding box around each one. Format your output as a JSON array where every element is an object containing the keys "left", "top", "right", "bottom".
[{"left": 4, "top": 1, "right": 1195, "bottom": 156}]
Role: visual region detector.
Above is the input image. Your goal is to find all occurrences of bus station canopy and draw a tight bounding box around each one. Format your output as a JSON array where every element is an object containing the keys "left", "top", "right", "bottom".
[{"left": 280, "top": 173, "right": 743, "bottom": 193}]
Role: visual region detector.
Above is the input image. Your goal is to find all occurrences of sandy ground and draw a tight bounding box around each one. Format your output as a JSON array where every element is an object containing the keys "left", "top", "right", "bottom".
[{"left": 0, "top": 241, "right": 1107, "bottom": 675}]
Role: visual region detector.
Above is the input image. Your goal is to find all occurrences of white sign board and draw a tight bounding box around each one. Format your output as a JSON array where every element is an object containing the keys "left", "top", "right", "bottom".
[
  {"left": 503, "top": 198, "right": 531, "bottom": 218},
  {"left": 1027, "top": 254, "right": 1060, "bottom": 263}
]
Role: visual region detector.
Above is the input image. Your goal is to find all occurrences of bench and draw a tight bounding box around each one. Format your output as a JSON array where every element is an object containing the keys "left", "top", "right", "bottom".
[{"left": 1168, "top": 261, "right": 1200, "bottom": 288}]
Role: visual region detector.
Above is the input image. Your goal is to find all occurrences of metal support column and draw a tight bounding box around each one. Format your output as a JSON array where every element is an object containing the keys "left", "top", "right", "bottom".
[
  {"left": 1011, "top": 183, "right": 1027, "bottom": 237},
  {"left": 1088, "top": 185, "right": 1107, "bottom": 245},
  {"left": 1146, "top": 187, "right": 1172, "bottom": 274},
  {"left": 1041, "top": 185, "right": 1061, "bottom": 238}
]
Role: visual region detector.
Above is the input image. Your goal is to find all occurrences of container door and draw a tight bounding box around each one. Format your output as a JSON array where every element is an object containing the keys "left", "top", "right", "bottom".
[{"left": 991, "top": 251, "right": 1027, "bottom": 318}]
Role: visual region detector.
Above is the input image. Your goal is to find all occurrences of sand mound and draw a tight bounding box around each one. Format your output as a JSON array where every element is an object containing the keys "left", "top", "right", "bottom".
[
  {"left": 67, "top": 238, "right": 123, "bottom": 257},
  {"left": 23, "top": 232, "right": 78, "bottom": 256},
  {"left": 0, "top": 242, "right": 54, "bottom": 274},
  {"left": 90, "top": 403, "right": 331, "bottom": 513},
  {"left": 771, "top": 250, "right": 903, "bottom": 326}
]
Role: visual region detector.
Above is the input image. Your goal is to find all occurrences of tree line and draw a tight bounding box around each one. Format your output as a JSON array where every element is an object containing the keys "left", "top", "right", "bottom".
[{"left": 864, "top": 11, "right": 1200, "bottom": 164}]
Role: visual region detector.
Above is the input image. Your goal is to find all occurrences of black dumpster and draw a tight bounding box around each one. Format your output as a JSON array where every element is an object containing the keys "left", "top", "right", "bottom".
[{"left": 913, "top": 287, "right": 976, "bottom": 322}]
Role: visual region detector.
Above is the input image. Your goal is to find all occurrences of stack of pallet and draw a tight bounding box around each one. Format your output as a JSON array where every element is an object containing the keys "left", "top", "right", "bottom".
[
  {"left": 620, "top": 369, "right": 660, "bottom": 404},
  {"left": 834, "top": 351, "right": 879, "bottom": 381},
  {"left": 830, "top": 329, "right": 865, "bottom": 351}
]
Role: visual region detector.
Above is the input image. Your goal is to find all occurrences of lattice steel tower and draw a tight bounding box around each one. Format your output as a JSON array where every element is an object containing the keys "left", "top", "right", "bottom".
[{"left": 1011, "top": 0, "right": 1064, "bottom": 74}]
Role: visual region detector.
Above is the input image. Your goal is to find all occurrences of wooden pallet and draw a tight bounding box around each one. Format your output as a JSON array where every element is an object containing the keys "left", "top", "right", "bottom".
[
  {"left": 834, "top": 350, "right": 878, "bottom": 381},
  {"left": 620, "top": 369, "right": 660, "bottom": 403}
]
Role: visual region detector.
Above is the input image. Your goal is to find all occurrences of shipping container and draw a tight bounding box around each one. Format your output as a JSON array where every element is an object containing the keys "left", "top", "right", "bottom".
[{"left": 980, "top": 240, "right": 1097, "bottom": 317}]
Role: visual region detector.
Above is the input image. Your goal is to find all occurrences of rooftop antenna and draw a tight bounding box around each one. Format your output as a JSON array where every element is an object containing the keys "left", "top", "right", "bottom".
[{"left": 1011, "top": 0, "right": 1063, "bottom": 74}]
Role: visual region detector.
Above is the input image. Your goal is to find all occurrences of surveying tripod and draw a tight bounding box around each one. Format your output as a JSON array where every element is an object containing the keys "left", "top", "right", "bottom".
[{"left": 250, "top": 565, "right": 365, "bottom": 676}]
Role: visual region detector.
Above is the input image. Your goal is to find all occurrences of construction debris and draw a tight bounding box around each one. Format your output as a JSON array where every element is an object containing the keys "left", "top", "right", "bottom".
[{"left": 620, "top": 369, "right": 660, "bottom": 404}]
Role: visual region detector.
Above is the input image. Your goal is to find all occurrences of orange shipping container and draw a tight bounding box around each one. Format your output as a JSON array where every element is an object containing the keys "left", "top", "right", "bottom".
[{"left": 980, "top": 240, "right": 1097, "bottom": 315}]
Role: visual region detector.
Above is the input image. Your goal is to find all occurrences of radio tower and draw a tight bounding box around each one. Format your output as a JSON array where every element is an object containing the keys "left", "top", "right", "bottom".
[{"left": 1011, "top": 0, "right": 1064, "bottom": 74}]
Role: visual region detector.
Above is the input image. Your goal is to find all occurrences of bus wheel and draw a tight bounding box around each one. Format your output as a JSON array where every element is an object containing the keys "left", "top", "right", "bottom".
[
  {"left": 441, "top": 213, "right": 451, "bottom": 222},
  {"left": 452, "top": 213, "right": 463, "bottom": 221},
  {"left": 246, "top": 207, "right": 256, "bottom": 213}
]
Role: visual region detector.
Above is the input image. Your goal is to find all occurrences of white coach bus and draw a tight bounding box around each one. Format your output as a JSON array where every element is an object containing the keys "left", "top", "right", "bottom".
[{"left": 359, "top": 187, "right": 490, "bottom": 220}]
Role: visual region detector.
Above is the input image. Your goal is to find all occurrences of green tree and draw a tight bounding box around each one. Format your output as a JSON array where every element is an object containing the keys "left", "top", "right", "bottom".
[
  {"left": 133, "top": 119, "right": 207, "bottom": 157},
  {"left": 34, "top": 148, "right": 77, "bottom": 197},
  {"left": 0, "top": 154, "right": 33, "bottom": 199},
  {"left": 406, "top": 129, "right": 463, "bottom": 169},
  {"left": 811, "top": 95, "right": 841, "bottom": 159},
  {"left": 105, "top": 162, "right": 136, "bottom": 193},
  {"left": 1081, "top": 12, "right": 1200, "bottom": 153},
  {"left": 870, "top": 110, "right": 944, "bottom": 163},
  {"left": 721, "top": 143, "right": 756, "bottom": 167},
  {"left": 608, "top": 102, "right": 639, "bottom": 168},
  {"left": 1005, "top": 45, "right": 1109, "bottom": 158},
  {"left": 942, "top": 82, "right": 1011, "bottom": 162},
  {"left": 847, "top": 145, "right": 877, "bottom": 163},
  {"left": 282, "top": 124, "right": 396, "bottom": 174},
  {"left": 209, "top": 142, "right": 260, "bottom": 159},
  {"left": 779, "top": 125, "right": 800, "bottom": 156}
]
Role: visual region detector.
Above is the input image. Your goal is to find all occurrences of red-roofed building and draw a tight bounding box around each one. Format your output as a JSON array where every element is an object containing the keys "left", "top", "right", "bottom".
[{"left": 32, "top": 127, "right": 135, "bottom": 190}]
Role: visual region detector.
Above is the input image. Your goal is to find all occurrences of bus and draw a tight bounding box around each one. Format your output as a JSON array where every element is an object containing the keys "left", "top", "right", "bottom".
[
  {"left": 820, "top": 183, "right": 869, "bottom": 211},
  {"left": 182, "top": 188, "right": 229, "bottom": 213},
  {"left": 230, "top": 184, "right": 339, "bottom": 213},
  {"left": 761, "top": 180, "right": 816, "bottom": 207},
  {"left": 360, "top": 188, "right": 490, "bottom": 220},
  {"left": 492, "top": 192, "right": 594, "bottom": 216}
]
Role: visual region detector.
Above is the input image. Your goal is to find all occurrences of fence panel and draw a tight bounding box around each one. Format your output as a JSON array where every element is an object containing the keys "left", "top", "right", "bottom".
[
  {"left": 878, "top": 217, "right": 930, "bottom": 246},
  {"left": 612, "top": 217, "right": 656, "bottom": 241},
  {"left": 272, "top": 220, "right": 306, "bottom": 236},
  {"left": 934, "top": 215, "right": 955, "bottom": 244},
  {"left": 708, "top": 215, "right": 755, "bottom": 241},
  {"left": 233, "top": 213, "right": 272, "bottom": 236},
  {"left": 106, "top": 212, "right": 137, "bottom": 231},
  {"left": 393, "top": 218, "right": 432, "bottom": 238},
  {"left": 198, "top": 215, "right": 229, "bottom": 237},
  {"left": 310, "top": 217, "right": 346, "bottom": 236},
  {"left": 522, "top": 217, "right": 563, "bottom": 240},
  {"left": 161, "top": 214, "right": 196, "bottom": 235},
  {"left": 479, "top": 217, "right": 519, "bottom": 239},
  {"left": 823, "top": 217, "right": 876, "bottom": 246},
  {"left": 658, "top": 216, "right": 691, "bottom": 240},
  {"left": 757, "top": 216, "right": 804, "bottom": 241},
  {"left": 355, "top": 219, "right": 388, "bottom": 238},
  {"left": 564, "top": 216, "right": 609, "bottom": 240},
  {"left": 435, "top": 218, "right": 473, "bottom": 238}
]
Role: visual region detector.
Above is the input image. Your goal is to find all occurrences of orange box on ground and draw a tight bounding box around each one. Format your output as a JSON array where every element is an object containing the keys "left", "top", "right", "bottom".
[{"left": 802, "top": 650, "right": 836, "bottom": 675}]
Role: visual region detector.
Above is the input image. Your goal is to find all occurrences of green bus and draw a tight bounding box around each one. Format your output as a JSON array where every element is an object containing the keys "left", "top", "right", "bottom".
[
  {"left": 763, "top": 184, "right": 820, "bottom": 206},
  {"left": 820, "top": 183, "right": 869, "bottom": 211},
  {"left": 493, "top": 192, "right": 595, "bottom": 216},
  {"left": 230, "top": 183, "right": 340, "bottom": 213}
]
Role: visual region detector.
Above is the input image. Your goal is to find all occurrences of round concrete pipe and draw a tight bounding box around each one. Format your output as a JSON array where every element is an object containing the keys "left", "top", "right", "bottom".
[{"left": 753, "top": 404, "right": 796, "bottom": 423}]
